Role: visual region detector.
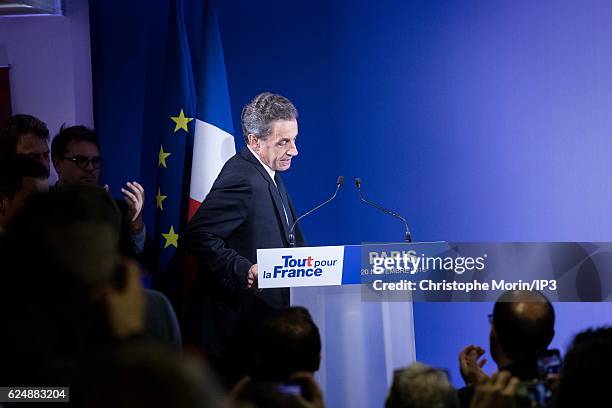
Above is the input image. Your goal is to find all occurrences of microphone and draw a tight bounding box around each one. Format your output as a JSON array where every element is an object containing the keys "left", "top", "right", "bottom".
[
  {"left": 288, "top": 176, "right": 344, "bottom": 247},
  {"left": 354, "top": 177, "right": 412, "bottom": 242}
]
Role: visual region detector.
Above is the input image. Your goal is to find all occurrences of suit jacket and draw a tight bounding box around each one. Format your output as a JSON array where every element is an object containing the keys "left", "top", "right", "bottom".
[
  {"left": 115, "top": 198, "right": 156, "bottom": 273},
  {"left": 181, "top": 147, "right": 304, "bottom": 358}
]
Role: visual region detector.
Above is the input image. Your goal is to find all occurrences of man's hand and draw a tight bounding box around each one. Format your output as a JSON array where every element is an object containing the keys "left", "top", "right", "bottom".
[
  {"left": 247, "top": 264, "right": 258, "bottom": 288},
  {"left": 230, "top": 373, "right": 325, "bottom": 408},
  {"left": 121, "top": 181, "right": 145, "bottom": 233},
  {"left": 470, "top": 371, "right": 519, "bottom": 408},
  {"left": 289, "top": 372, "right": 325, "bottom": 408},
  {"left": 459, "top": 345, "right": 489, "bottom": 385}
]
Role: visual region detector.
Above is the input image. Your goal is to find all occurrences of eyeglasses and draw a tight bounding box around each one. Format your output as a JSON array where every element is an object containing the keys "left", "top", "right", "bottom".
[{"left": 61, "top": 155, "right": 104, "bottom": 170}]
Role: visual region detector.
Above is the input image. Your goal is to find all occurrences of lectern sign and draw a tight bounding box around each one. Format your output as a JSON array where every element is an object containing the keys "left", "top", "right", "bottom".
[
  {"left": 257, "top": 245, "right": 345, "bottom": 288},
  {"left": 259, "top": 242, "right": 612, "bottom": 301}
]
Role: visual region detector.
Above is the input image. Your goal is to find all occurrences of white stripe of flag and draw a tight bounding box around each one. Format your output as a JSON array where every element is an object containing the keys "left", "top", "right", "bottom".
[{"left": 188, "top": 118, "right": 235, "bottom": 219}]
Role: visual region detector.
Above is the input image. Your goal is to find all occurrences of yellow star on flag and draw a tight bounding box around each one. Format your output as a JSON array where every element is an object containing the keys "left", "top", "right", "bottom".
[
  {"left": 162, "top": 226, "right": 179, "bottom": 249},
  {"left": 158, "top": 145, "right": 171, "bottom": 168},
  {"left": 156, "top": 188, "right": 167, "bottom": 210},
  {"left": 170, "top": 109, "right": 193, "bottom": 133}
]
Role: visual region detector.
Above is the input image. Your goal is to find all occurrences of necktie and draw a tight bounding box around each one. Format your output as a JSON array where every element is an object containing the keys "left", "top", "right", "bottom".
[{"left": 274, "top": 174, "right": 295, "bottom": 228}]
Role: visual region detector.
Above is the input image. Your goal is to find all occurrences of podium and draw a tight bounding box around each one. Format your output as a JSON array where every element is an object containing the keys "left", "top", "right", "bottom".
[
  {"left": 258, "top": 241, "right": 612, "bottom": 406},
  {"left": 257, "top": 244, "right": 417, "bottom": 408}
]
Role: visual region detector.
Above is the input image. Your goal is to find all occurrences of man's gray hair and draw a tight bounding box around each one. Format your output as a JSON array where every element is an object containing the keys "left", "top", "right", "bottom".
[
  {"left": 385, "top": 362, "right": 458, "bottom": 408},
  {"left": 241, "top": 92, "right": 298, "bottom": 143}
]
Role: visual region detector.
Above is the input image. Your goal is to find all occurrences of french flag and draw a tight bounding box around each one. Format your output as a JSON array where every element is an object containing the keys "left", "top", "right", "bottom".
[{"left": 188, "top": 0, "right": 235, "bottom": 220}]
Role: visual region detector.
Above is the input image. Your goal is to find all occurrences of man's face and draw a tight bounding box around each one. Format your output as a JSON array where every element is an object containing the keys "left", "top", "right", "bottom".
[
  {"left": 250, "top": 119, "right": 298, "bottom": 171},
  {"left": 16, "top": 133, "right": 50, "bottom": 171},
  {"left": 54, "top": 140, "right": 102, "bottom": 186},
  {"left": 0, "top": 176, "right": 49, "bottom": 227}
]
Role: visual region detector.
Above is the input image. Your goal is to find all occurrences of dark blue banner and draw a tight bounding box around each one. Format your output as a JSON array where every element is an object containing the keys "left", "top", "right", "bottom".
[{"left": 356, "top": 242, "right": 612, "bottom": 302}]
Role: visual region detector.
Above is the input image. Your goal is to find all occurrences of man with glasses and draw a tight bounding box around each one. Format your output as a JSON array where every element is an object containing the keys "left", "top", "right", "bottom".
[
  {"left": 0, "top": 114, "right": 51, "bottom": 171},
  {"left": 50, "top": 125, "right": 181, "bottom": 350},
  {"left": 51, "top": 125, "right": 149, "bottom": 262},
  {"left": 457, "top": 290, "right": 556, "bottom": 407}
]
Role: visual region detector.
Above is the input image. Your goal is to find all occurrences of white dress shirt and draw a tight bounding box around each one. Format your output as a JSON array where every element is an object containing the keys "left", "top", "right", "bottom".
[{"left": 247, "top": 146, "right": 289, "bottom": 224}]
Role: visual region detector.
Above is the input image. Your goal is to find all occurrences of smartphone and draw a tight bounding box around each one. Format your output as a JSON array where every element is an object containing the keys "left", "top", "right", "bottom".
[{"left": 276, "top": 383, "right": 302, "bottom": 396}]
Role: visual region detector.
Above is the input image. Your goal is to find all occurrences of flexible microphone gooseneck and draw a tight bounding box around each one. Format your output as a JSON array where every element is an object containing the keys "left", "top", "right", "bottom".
[
  {"left": 288, "top": 176, "right": 344, "bottom": 247},
  {"left": 354, "top": 177, "right": 412, "bottom": 242}
]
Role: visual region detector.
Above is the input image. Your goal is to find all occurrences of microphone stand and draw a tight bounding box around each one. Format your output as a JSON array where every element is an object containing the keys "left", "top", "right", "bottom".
[
  {"left": 288, "top": 176, "right": 344, "bottom": 247},
  {"left": 355, "top": 177, "right": 412, "bottom": 242}
]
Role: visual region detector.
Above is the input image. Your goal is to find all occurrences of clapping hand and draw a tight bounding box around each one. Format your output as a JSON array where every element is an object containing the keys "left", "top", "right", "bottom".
[
  {"left": 121, "top": 181, "right": 145, "bottom": 233},
  {"left": 289, "top": 372, "right": 325, "bottom": 408},
  {"left": 459, "top": 345, "right": 489, "bottom": 385}
]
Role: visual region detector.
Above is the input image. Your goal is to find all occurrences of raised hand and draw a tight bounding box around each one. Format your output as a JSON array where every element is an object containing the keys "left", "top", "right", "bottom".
[
  {"left": 459, "top": 345, "right": 489, "bottom": 385},
  {"left": 121, "top": 181, "right": 145, "bottom": 232}
]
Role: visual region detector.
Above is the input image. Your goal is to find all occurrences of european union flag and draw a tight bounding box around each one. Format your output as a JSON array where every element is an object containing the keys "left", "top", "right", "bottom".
[{"left": 155, "top": 0, "right": 196, "bottom": 273}]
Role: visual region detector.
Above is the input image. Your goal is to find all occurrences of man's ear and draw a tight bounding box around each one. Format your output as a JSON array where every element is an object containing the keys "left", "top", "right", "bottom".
[{"left": 247, "top": 134, "right": 259, "bottom": 150}]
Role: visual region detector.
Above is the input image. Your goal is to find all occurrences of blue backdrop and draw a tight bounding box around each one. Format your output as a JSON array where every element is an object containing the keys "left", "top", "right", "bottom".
[{"left": 90, "top": 0, "right": 612, "bottom": 388}]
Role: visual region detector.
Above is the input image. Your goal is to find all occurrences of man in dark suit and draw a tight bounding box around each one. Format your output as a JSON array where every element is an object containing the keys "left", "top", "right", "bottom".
[{"left": 181, "top": 92, "right": 304, "bottom": 385}]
